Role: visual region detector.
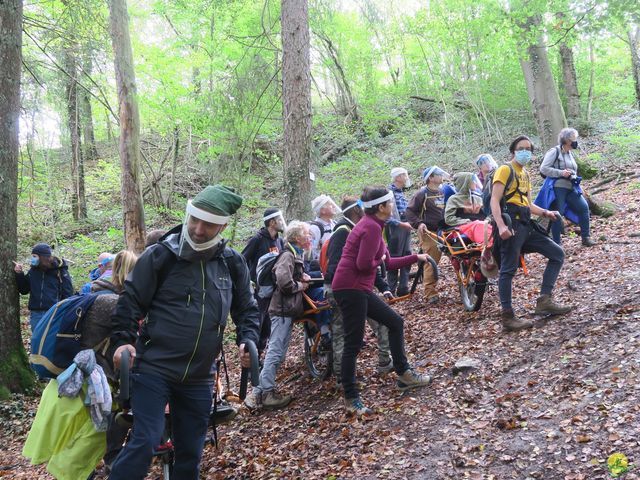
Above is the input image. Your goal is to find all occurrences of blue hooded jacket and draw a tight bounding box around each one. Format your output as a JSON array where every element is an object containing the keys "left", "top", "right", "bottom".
[
  {"left": 15, "top": 257, "right": 74, "bottom": 311},
  {"left": 534, "top": 177, "right": 582, "bottom": 225}
]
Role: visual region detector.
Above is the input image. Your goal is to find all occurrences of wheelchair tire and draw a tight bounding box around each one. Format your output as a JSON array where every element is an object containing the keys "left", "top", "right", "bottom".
[
  {"left": 303, "top": 322, "right": 332, "bottom": 380},
  {"left": 459, "top": 260, "right": 486, "bottom": 312}
]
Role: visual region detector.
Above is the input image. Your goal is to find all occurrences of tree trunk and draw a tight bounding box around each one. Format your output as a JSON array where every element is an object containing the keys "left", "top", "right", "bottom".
[
  {"left": 587, "top": 41, "right": 595, "bottom": 122},
  {"left": 64, "top": 48, "right": 87, "bottom": 220},
  {"left": 519, "top": 17, "right": 567, "bottom": 151},
  {"left": 108, "top": 0, "right": 146, "bottom": 253},
  {"left": 281, "top": 0, "right": 313, "bottom": 220},
  {"left": 628, "top": 26, "right": 640, "bottom": 110},
  {"left": 0, "top": 0, "right": 35, "bottom": 396},
  {"left": 80, "top": 55, "right": 99, "bottom": 162},
  {"left": 559, "top": 43, "right": 581, "bottom": 122}
]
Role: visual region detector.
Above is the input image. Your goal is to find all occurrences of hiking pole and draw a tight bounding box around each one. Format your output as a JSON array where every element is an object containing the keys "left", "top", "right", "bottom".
[
  {"left": 239, "top": 340, "right": 260, "bottom": 401},
  {"left": 119, "top": 349, "right": 131, "bottom": 406}
]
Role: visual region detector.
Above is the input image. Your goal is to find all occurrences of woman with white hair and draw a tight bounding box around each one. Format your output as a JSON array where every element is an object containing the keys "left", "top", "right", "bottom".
[
  {"left": 540, "top": 127, "right": 595, "bottom": 247},
  {"left": 244, "top": 220, "right": 314, "bottom": 411}
]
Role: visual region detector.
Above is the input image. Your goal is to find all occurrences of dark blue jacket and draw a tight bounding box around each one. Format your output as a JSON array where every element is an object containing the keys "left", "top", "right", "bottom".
[
  {"left": 15, "top": 258, "right": 74, "bottom": 311},
  {"left": 241, "top": 227, "right": 284, "bottom": 284}
]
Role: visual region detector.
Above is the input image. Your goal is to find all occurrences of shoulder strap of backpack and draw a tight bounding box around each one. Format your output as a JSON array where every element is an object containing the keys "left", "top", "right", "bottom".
[
  {"left": 309, "top": 220, "right": 325, "bottom": 239},
  {"left": 554, "top": 145, "right": 562, "bottom": 170},
  {"left": 502, "top": 164, "right": 517, "bottom": 202},
  {"left": 154, "top": 243, "right": 178, "bottom": 292}
]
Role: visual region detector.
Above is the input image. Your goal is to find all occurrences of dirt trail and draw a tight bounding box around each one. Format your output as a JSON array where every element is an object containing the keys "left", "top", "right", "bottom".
[{"left": 1, "top": 179, "right": 640, "bottom": 479}]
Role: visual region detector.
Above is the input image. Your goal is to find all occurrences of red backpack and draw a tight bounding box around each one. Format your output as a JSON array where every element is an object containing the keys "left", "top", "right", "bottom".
[{"left": 318, "top": 225, "right": 351, "bottom": 275}]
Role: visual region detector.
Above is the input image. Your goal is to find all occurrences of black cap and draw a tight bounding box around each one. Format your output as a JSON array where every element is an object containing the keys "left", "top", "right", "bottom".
[{"left": 32, "top": 243, "right": 52, "bottom": 257}]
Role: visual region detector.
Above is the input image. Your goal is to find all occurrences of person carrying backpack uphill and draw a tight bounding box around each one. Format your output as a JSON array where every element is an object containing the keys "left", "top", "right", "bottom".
[
  {"left": 22, "top": 250, "right": 138, "bottom": 480},
  {"left": 539, "top": 127, "right": 595, "bottom": 247},
  {"left": 108, "top": 185, "right": 260, "bottom": 480},
  {"left": 244, "top": 221, "right": 322, "bottom": 411},
  {"left": 14, "top": 243, "right": 74, "bottom": 332},
  {"left": 490, "top": 135, "right": 572, "bottom": 333},
  {"left": 242, "top": 207, "right": 286, "bottom": 357}
]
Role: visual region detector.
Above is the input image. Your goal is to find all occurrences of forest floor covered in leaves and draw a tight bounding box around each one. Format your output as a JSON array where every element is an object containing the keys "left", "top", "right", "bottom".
[{"left": 2, "top": 176, "right": 640, "bottom": 479}]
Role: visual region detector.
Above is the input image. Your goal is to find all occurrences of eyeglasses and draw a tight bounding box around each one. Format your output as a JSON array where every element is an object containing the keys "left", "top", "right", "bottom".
[{"left": 514, "top": 146, "right": 533, "bottom": 152}]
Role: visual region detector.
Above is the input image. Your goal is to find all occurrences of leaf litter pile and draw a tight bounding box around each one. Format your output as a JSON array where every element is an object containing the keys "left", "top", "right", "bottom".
[{"left": 2, "top": 179, "right": 640, "bottom": 479}]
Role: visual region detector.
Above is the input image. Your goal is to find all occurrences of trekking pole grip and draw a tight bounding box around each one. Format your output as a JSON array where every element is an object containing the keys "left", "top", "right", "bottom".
[{"left": 239, "top": 340, "right": 259, "bottom": 400}]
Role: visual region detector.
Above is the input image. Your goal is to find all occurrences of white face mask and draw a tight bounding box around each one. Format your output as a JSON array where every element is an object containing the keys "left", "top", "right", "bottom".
[{"left": 183, "top": 232, "right": 223, "bottom": 252}]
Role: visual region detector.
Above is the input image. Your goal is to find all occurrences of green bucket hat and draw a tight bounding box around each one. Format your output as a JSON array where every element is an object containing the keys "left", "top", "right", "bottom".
[{"left": 189, "top": 185, "right": 243, "bottom": 223}]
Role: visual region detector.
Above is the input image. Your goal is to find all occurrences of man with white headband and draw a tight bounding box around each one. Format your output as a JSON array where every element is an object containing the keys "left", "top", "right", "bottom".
[
  {"left": 385, "top": 167, "right": 414, "bottom": 296},
  {"left": 242, "top": 207, "right": 286, "bottom": 356},
  {"left": 109, "top": 184, "right": 260, "bottom": 479},
  {"left": 406, "top": 165, "right": 449, "bottom": 304}
]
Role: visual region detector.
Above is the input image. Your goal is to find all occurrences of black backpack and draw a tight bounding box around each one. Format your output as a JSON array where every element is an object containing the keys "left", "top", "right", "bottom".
[{"left": 482, "top": 164, "right": 528, "bottom": 217}]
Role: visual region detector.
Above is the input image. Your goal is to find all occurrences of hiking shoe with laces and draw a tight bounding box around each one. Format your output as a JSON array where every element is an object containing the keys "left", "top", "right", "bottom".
[
  {"left": 534, "top": 295, "right": 572, "bottom": 316},
  {"left": 344, "top": 397, "right": 373, "bottom": 416},
  {"left": 243, "top": 391, "right": 262, "bottom": 411},
  {"left": 397, "top": 368, "right": 432, "bottom": 391},
  {"left": 376, "top": 359, "right": 394, "bottom": 374},
  {"left": 262, "top": 390, "right": 292, "bottom": 410},
  {"left": 581, "top": 236, "right": 596, "bottom": 247},
  {"left": 501, "top": 309, "right": 533, "bottom": 332}
]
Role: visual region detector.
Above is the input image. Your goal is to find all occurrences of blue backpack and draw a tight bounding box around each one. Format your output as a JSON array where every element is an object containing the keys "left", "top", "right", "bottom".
[{"left": 30, "top": 292, "right": 109, "bottom": 378}]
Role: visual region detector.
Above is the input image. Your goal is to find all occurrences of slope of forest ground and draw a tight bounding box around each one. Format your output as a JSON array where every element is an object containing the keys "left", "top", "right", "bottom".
[{"left": 2, "top": 158, "right": 640, "bottom": 479}]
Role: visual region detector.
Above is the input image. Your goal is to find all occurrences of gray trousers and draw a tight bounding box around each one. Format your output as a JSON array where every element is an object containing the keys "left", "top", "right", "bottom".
[
  {"left": 254, "top": 315, "right": 293, "bottom": 394},
  {"left": 325, "top": 285, "right": 390, "bottom": 378}
]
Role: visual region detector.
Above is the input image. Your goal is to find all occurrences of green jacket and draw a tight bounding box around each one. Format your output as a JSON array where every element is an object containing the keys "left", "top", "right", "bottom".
[{"left": 444, "top": 172, "right": 483, "bottom": 227}]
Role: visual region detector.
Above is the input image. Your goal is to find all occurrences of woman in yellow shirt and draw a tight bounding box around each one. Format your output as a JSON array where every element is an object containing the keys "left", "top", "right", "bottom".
[{"left": 490, "top": 135, "right": 572, "bottom": 332}]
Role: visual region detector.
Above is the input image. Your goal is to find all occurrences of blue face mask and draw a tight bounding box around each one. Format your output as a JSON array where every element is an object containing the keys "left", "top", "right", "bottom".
[
  {"left": 514, "top": 150, "right": 532, "bottom": 165},
  {"left": 30, "top": 256, "right": 40, "bottom": 267}
]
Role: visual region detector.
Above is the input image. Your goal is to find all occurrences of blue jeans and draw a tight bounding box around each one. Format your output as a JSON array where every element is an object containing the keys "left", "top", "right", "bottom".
[
  {"left": 552, "top": 187, "right": 590, "bottom": 244},
  {"left": 29, "top": 310, "right": 45, "bottom": 332},
  {"left": 109, "top": 373, "right": 213, "bottom": 480}
]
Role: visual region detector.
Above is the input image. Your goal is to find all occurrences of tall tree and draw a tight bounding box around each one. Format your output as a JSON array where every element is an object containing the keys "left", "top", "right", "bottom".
[
  {"left": 628, "top": 25, "right": 640, "bottom": 109},
  {"left": 80, "top": 51, "right": 99, "bottom": 162},
  {"left": 108, "top": 0, "right": 146, "bottom": 252},
  {"left": 281, "top": 0, "right": 313, "bottom": 220},
  {"left": 559, "top": 42, "right": 581, "bottom": 122},
  {"left": 63, "top": 47, "right": 87, "bottom": 220},
  {"left": 519, "top": 15, "right": 567, "bottom": 150},
  {"left": 0, "top": 0, "right": 34, "bottom": 396}
]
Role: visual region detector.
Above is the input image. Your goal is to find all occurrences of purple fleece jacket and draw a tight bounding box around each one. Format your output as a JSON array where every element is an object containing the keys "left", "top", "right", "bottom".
[{"left": 332, "top": 214, "right": 417, "bottom": 292}]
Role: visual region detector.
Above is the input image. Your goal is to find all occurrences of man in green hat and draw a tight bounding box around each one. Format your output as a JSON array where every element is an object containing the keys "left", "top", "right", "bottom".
[{"left": 109, "top": 185, "right": 260, "bottom": 479}]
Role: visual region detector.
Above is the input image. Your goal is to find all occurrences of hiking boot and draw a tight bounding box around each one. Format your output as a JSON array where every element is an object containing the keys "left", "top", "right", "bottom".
[
  {"left": 243, "top": 391, "right": 262, "bottom": 411},
  {"left": 581, "top": 236, "right": 596, "bottom": 247},
  {"left": 501, "top": 309, "right": 533, "bottom": 332},
  {"left": 534, "top": 295, "right": 572, "bottom": 316},
  {"left": 397, "top": 368, "right": 432, "bottom": 391},
  {"left": 396, "top": 288, "right": 410, "bottom": 297},
  {"left": 261, "top": 390, "right": 292, "bottom": 410},
  {"left": 344, "top": 397, "right": 373, "bottom": 417},
  {"left": 376, "top": 359, "right": 394, "bottom": 374},
  {"left": 425, "top": 295, "right": 439, "bottom": 305}
]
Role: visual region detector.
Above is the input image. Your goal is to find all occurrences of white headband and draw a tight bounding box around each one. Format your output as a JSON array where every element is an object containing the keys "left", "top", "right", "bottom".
[
  {"left": 361, "top": 191, "right": 393, "bottom": 208},
  {"left": 187, "top": 200, "right": 230, "bottom": 224},
  {"left": 342, "top": 201, "right": 361, "bottom": 213},
  {"left": 263, "top": 210, "right": 283, "bottom": 222}
]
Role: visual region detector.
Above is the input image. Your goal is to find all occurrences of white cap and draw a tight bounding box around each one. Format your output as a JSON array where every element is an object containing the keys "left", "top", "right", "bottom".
[{"left": 391, "top": 167, "right": 408, "bottom": 180}]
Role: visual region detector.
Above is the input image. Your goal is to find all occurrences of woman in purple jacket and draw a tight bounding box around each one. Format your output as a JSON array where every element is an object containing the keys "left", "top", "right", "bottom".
[{"left": 332, "top": 186, "right": 433, "bottom": 416}]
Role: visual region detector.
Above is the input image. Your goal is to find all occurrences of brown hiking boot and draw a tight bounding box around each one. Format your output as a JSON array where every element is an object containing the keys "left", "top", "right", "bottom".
[
  {"left": 501, "top": 309, "right": 533, "bottom": 332},
  {"left": 534, "top": 295, "right": 572, "bottom": 316},
  {"left": 261, "top": 390, "right": 292, "bottom": 410}
]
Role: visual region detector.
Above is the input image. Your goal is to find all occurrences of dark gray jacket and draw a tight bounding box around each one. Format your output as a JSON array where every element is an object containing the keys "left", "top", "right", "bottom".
[{"left": 111, "top": 227, "right": 260, "bottom": 384}]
